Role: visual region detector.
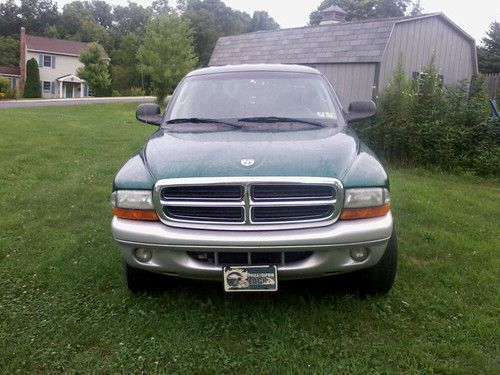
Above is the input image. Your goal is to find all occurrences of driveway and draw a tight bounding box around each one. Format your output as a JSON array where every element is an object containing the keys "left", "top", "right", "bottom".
[{"left": 0, "top": 96, "right": 156, "bottom": 108}]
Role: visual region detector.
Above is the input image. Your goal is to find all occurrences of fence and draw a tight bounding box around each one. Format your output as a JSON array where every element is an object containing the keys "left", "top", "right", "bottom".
[{"left": 485, "top": 73, "right": 499, "bottom": 99}]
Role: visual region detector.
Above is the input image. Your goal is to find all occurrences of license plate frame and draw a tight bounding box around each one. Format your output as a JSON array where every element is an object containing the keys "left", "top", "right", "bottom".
[{"left": 223, "top": 265, "right": 278, "bottom": 292}]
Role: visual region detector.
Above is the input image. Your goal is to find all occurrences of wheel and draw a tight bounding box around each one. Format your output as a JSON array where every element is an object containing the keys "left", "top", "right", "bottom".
[
  {"left": 123, "top": 261, "right": 156, "bottom": 294},
  {"left": 357, "top": 231, "right": 398, "bottom": 296}
]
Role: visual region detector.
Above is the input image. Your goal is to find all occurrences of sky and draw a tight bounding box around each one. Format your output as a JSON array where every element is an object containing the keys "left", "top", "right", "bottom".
[{"left": 53, "top": 0, "right": 500, "bottom": 44}]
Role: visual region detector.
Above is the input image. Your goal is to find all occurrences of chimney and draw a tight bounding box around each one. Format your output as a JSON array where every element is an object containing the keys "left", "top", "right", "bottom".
[
  {"left": 319, "top": 5, "right": 347, "bottom": 25},
  {"left": 19, "top": 27, "right": 26, "bottom": 93}
]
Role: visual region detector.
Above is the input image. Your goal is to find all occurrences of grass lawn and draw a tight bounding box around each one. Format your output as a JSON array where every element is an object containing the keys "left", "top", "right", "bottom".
[{"left": 0, "top": 103, "right": 499, "bottom": 374}]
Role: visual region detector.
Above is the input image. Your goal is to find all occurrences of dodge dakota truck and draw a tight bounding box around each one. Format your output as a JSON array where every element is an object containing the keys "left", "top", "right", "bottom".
[{"left": 111, "top": 64, "right": 397, "bottom": 295}]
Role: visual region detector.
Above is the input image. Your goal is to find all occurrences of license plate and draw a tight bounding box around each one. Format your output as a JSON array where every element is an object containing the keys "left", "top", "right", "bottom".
[{"left": 223, "top": 265, "right": 278, "bottom": 292}]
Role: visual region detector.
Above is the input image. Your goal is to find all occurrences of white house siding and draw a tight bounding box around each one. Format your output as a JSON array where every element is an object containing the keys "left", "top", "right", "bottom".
[
  {"left": 26, "top": 50, "right": 85, "bottom": 99},
  {"left": 311, "top": 63, "right": 377, "bottom": 109},
  {"left": 379, "top": 17, "right": 476, "bottom": 90}
]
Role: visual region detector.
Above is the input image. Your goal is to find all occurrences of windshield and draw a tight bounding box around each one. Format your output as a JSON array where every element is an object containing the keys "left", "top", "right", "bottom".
[{"left": 167, "top": 72, "right": 340, "bottom": 125}]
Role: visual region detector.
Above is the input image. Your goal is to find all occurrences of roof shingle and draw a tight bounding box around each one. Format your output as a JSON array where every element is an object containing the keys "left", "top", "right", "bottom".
[
  {"left": 26, "top": 35, "right": 109, "bottom": 58},
  {"left": 0, "top": 66, "right": 20, "bottom": 76},
  {"left": 209, "top": 13, "right": 452, "bottom": 66}
]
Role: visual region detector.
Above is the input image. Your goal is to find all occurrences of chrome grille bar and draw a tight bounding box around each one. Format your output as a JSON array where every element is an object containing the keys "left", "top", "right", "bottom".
[{"left": 153, "top": 177, "right": 344, "bottom": 231}]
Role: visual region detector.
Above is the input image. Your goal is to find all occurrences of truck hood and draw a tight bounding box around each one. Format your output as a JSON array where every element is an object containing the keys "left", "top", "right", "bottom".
[{"left": 142, "top": 127, "right": 360, "bottom": 180}]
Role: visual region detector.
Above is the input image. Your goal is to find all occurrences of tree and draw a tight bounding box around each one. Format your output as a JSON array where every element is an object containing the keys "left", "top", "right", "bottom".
[
  {"left": 111, "top": 32, "right": 144, "bottom": 94},
  {"left": 113, "top": 3, "right": 152, "bottom": 35},
  {"left": 56, "top": 2, "right": 111, "bottom": 50},
  {"left": 309, "top": 0, "right": 420, "bottom": 25},
  {"left": 23, "top": 58, "right": 41, "bottom": 98},
  {"left": 150, "top": 0, "right": 172, "bottom": 14},
  {"left": 76, "top": 42, "right": 111, "bottom": 96},
  {"left": 85, "top": 0, "right": 113, "bottom": 29},
  {"left": 478, "top": 21, "right": 500, "bottom": 74},
  {"left": 0, "top": 0, "right": 22, "bottom": 36},
  {"left": 482, "top": 21, "right": 500, "bottom": 53},
  {"left": 138, "top": 14, "right": 197, "bottom": 101},
  {"left": 251, "top": 11, "right": 280, "bottom": 32},
  {"left": 19, "top": 0, "right": 59, "bottom": 33},
  {"left": 0, "top": 0, "right": 59, "bottom": 36},
  {"left": 0, "top": 36, "right": 19, "bottom": 66},
  {"left": 182, "top": 0, "right": 257, "bottom": 66}
]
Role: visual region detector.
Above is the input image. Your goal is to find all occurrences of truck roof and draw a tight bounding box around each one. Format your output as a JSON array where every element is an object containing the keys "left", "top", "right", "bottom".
[{"left": 187, "top": 64, "right": 321, "bottom": 77}]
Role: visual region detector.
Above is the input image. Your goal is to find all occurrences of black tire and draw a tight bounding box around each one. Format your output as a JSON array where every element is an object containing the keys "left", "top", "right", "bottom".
[
  {"left": 123, "top": 261, "right": 156, "bottom": 294},
  {"left": 357, "top": 231, "right": 398, "bottom": 296}
]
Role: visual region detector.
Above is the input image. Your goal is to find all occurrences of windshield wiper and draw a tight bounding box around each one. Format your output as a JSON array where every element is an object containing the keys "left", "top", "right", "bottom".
[
  {"left": 238, "top": 116, "right": 327, "bottom": 128},
  {"left": 167, "top": 118, "right": 243, "bottom": 129}
]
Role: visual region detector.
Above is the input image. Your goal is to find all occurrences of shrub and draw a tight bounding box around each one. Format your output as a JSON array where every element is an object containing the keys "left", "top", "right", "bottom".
[
  {"left": 355, "top": 57, "right": 498, "bottom": 176},
  {"left": 0, "top": 75, "right": 10, "bottom": 93},
  {"left": 5, "top": 88, "right": 20, "bottom": 99},
  {"left": 412, "top": 55, "right": 447, "bottom": 124},
  {"left": 130, "top": 87, "right": 145, "bottom": 96},
  {"left": 23, "top": 58, "right": 41, "bottom": 98}
]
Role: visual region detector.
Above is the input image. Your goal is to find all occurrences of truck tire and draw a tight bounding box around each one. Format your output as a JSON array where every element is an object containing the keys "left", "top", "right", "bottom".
[
  {"left": 123, "top": 261, "right": 156, "bottom": 294},
  {"left": 357, "top": 231, "right": 398, "bottom": 296}
]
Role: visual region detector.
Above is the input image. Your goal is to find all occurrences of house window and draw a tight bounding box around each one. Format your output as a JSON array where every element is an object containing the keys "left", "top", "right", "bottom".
[
  {"left": 39, "top": 54, "right": 56, "bottom": 69},
  {"left": 43, "top": 55, "right": 53, "bottom": 68},
  {"left": 43, "top": 81, "right": 51, "bottom": 93},
  {"left": 11, "top": 78, "right": 17, "bottom": 88}
]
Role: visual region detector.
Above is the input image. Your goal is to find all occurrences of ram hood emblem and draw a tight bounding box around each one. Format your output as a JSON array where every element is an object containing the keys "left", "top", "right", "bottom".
[{"left": 240, "top": 158, "right": 255, "bottom": 167}]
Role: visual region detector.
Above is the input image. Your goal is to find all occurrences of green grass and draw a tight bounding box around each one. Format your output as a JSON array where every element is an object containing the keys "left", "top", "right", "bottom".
[{"left": 0, "top": 103, "right": 499, "bottom": 374}]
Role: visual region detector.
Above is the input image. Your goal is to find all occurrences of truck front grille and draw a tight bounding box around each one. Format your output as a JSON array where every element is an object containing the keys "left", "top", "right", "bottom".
[
  {"left": 188, "top": 251, "right": 313, "bottom": 266},
  {"left": 252, "top": 184, "right": 335, "bottom": 200},
  {"left": 154, "top": 177, "right": 343, "bottom": 229},
  {"left": 163, "top": 185, "right": 243, "bottom": 200},
  {"left": 251, "top": 205, "right": 334, "bottom": 222},
  {"left": 164, "top": 206, "right": 244, "bottom": 222}
]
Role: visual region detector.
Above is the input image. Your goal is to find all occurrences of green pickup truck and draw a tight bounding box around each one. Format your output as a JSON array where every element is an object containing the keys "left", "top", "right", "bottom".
[{"left": 111, "top": 64, "right": 397, "bottom": 295}]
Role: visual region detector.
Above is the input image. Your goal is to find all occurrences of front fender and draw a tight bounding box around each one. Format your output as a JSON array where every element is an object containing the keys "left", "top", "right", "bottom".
[
  {"left": 342, "top": 142, "right": 389, "bottom": 188},
  {"left": 113, "top": 154, "right": 155, "bottom": 190}
]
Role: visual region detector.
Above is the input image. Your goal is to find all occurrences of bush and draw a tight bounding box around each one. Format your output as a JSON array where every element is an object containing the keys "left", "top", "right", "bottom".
[
  {"left": 23, "top": 58, "right": 41, "bottom": 98},
  {"left": 0, "top": 75, "right": 10, "bottom": 93},
  {"left": 129, "top": 87, "right": 145, "bottom": 96},
  {"left": 5, "top": 88, "right": 20, "bottom": 99},
  {"left": 355, "top": 57, "right": 498, "bottom": 176}
]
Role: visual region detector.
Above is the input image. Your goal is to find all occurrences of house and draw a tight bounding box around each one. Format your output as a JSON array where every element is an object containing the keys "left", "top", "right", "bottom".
[
  {"left": 0, "top": 66, "right": 20, "bottom": 90},
  {"left": 209, "top": 10, "right": 478, "bottom": 108},
  {"left": 0, "top": 27, "right": 109, "bottom": 99}
]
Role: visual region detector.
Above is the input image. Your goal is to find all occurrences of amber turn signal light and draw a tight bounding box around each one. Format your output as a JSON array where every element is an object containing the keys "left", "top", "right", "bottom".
[
  {"left": 112, "top": 207, "right": 160, "bottom": 221},
  {"left": 340, "top": 203, "right": 391, "bottom": 220}
]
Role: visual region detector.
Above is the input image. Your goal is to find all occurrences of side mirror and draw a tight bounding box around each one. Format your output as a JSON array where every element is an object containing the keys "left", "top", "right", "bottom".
[
  {"left": 346, "top": 101, "right": 377, "bottom": 124},
  {"left": 136, "top": 104, "right": 163, "bottom": 126}
]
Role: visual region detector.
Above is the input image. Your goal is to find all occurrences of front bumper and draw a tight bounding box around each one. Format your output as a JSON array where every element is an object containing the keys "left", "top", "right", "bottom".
[{"left": 111, "top": 212, "right": 393, "bottom": 281}]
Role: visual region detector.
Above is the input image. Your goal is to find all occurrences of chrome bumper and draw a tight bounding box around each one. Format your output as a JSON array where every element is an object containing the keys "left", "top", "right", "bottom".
[{"left": 111, "top": 212, "right": 393, "bottom": 280}]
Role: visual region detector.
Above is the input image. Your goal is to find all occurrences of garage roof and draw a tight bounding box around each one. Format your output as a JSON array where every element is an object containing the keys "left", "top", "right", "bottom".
[{"left": 209, "top": 13, "right": 471, "bottom": 66}]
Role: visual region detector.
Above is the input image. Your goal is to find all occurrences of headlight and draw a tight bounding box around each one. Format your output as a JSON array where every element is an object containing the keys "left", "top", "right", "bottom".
[
  {"left": 344, "top": 188, "right": 390, "bottom": 208},
  {"left": 111, "top": 190, "right": 158, "bottom": 221},
  {"left": 341, "top": 188, "right": 390, "bottom": 220},
  {"left": 111, "top": 190, "right": 154, "bottom": 209}
]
